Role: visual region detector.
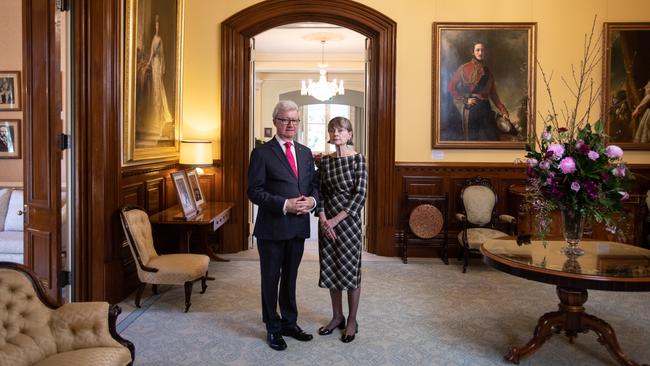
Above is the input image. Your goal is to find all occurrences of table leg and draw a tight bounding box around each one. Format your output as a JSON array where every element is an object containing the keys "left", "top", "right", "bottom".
[
  {"left": 201, "top": 230, "right": 230, "bottom": 262},
  {"left": 505, "top": 287, "right": 646, "bottom": 366}
]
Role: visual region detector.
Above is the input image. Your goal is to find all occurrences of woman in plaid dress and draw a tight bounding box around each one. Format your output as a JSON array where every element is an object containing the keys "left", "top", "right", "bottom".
[{"left": 316, "top": 117, "right": 367, "bottom": 343}]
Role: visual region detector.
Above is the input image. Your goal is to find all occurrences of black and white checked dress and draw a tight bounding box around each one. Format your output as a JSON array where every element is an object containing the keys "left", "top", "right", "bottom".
[{"left": 317, "top": 154, "right": 368, "bottom": 290}]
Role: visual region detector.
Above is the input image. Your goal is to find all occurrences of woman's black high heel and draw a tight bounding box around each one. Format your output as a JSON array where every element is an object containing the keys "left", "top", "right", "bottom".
[
  {"left": 340, "top": 322, "right": 358, "bottom": 343},
  {"left": 318, "top": 317, "right": 345, "bottom": 336}
]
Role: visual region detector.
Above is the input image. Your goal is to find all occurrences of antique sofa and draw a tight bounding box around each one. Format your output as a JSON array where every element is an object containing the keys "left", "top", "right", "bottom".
[
  {"left": 0, "top": 188, "right": 23, "bottom": 263},
  {"left": 0, "top": 262, "right": 134, "bottom": 366}
]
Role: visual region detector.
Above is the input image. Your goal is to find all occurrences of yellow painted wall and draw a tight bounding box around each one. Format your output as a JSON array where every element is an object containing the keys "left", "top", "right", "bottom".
[
  {"left": 0, "top": 0, "right": 23, "bottom": 184},
  {"left": 182, "top": 0, "right": 650, "bottom": 163}
]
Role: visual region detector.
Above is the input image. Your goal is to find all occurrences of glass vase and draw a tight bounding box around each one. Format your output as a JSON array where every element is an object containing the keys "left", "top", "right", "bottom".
[{"left": 560, "top": 208, "right": 585, "bottom": 256}]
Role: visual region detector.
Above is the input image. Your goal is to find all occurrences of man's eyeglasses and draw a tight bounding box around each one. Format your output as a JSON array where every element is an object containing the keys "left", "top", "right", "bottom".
[{"left": 275, "top": 118, "right": 301, "bottom": 126}]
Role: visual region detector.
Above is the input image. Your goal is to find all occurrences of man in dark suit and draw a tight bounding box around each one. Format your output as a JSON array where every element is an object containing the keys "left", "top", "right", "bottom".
[{"left": 247, "top": 100, "right": 319, "bottom": 351}]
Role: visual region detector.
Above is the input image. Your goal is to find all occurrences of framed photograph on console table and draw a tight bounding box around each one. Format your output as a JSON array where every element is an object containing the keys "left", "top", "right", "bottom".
[
  {"left": 185, "top": 168, "right": 205, "bottom": 208},
  {"left": 171, "top": 170, "right": 197, "bottom": 219},
  {"left": 602, "top": 23, "right": 650, "bottom": 150},
  {"left": 432, "top": 22, "right": 536, "bottom": 149},
  {"left": 122, "top": 0, "right": 185, "bottom": 165}
]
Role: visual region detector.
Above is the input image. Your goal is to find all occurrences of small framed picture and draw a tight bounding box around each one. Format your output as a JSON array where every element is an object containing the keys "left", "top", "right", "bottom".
[
  {"left": 186, "top": 168, "right": 205, "bottom": 207},
  {"left": 0, "top": 120, "right": 21, "bottom": 159},
  {"left": 0, "top": 71, "right": 21, "bottom": 111},
  {"left": 171, "top": 170, "right": 197, "bottom": 218},
  {"left": 264, "top": 127, "right": 272, "bottom": 138}
]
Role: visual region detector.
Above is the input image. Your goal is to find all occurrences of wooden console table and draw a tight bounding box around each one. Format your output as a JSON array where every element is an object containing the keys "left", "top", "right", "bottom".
[{"left": 149, "top": 201, "right": 234, "bottom": 262}]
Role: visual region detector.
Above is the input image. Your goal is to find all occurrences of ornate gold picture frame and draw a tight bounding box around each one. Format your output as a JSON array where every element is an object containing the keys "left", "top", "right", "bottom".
[
  {"left": 432, "top": 22, "right": 536, "bottom": 149},
  {"left": 122, "top": 0, "right": 184, "bottom": 165},
  {"left": 602, "top": 22, "right": 650, "bottom": 150}
]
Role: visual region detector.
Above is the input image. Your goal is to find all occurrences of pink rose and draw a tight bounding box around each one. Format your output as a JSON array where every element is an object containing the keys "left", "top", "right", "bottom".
[
  {"left": 547, "top": 144, "right": 565, "bottom": 160},
  {"left": 559, "top": 157, "right": 576, "bottom": 174},
  {"left": 527, "top": 158, "right": 538, "bottom": 167},
  {"left": 587, "top": 151, "right": 599, "bottom": 161},
  {"left": 612, "top": 165, "right": 626, "bottom": 177},
  {"left": 570, "top": 181, "right": 581, "bottom": 192},
  {"left": 605, "top": 145, "right": 624, "bottom": 159}
]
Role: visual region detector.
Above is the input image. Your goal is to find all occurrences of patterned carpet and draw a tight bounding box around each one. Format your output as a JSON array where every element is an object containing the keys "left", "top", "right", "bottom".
[{"left": 117, "top": 255, "right": 650, "bottom": 366}]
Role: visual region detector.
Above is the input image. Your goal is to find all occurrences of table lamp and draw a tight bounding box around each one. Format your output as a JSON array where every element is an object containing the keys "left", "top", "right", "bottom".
[{"left": 179, "top": 140, "right": 213, "bottom": 174}]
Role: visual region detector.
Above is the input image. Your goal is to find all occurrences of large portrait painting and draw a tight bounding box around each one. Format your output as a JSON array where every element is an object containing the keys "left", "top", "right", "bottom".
[
  {"left": 432, "top": 23, "right": 536, "bottom": 149},
  {"left": 123, "top": 0, "right": 184, "bottom": 165},
  {"left": 602, "top": 23, "right": 650, "bottom": 150}
]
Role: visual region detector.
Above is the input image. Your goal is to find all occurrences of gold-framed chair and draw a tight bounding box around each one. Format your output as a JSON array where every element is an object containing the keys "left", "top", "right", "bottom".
[
  {"left": 119, "top": 205, "right": 210, "bottom": 312},
  {"left": 456, "top": 177, "right": 516, "bottom": 273},
  {"left": 400, "top": 193, "right": 449, "bottom": 264}
]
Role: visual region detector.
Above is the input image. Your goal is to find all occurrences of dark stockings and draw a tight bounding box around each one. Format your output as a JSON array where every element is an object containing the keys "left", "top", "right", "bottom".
[
  {"left": 324, "top": 289, "right": 344, "bottom": 330},
  {"left": 344, "top": 287, "right": 361, "bottom": 336}
]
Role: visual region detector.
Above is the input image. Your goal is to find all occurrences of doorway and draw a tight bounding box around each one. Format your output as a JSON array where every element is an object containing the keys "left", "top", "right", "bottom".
[
  {"left": 220, "top": 0, "right": 396, "bottom": 256},
  {"left": 250, "top": 23, "right": 368, "bottom": 254}
]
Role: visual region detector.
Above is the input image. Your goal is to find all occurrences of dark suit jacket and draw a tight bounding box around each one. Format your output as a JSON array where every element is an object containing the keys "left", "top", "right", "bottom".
[{"left": 247, "top": 137, "right": 319, "bottom": 241}]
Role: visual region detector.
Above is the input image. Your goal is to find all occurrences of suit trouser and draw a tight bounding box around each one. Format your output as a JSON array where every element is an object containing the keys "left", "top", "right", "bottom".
[{"left": 257, "top": 238, "right": 305, "bottom": 333}]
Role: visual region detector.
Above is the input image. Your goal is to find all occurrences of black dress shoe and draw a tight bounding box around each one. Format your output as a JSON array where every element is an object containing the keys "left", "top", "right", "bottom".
[
  {"left": 281, "top": 325, "right": 313, "bottom": 341},
  {"left": 267, "top": 332, "right": 287, "bottom": 351},
  {"left": 318, "top": 317, "right": 346, "bottom": 335},
  {"left": 340, "top": 322, "right": 358, "bottom": 343}
]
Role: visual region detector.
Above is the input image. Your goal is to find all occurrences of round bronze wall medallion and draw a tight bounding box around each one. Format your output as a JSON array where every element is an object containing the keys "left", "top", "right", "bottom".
[{"left": 409, "top": 204, "right": 443, "bottom": 239}]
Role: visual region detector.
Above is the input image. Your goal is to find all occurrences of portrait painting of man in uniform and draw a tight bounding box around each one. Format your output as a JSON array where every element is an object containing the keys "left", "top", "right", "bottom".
[
  {"left": 602, "top": 23, "right": 650, "bottom": 150},
  {"left": 432, "top": 23, "right": 536, "bottom": 149}
]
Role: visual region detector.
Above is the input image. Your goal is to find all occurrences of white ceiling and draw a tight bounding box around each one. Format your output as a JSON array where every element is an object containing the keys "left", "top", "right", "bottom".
[{"left": 254, "top": 23, "right": 366, "bottom": 56}]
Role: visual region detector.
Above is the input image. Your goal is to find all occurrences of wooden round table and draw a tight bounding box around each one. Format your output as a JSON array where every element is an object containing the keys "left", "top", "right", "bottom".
[{"left": 481, "top": 237, "right": 650, "bottom": 366}]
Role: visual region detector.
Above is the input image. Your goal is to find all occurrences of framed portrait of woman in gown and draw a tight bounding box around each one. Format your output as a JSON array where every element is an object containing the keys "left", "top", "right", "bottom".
[
  {"left": 602, "top": 23, "right": 650, "bottom": 150},
  {"left": 123, "top": 0, "right": 184, "bottom": 165}
]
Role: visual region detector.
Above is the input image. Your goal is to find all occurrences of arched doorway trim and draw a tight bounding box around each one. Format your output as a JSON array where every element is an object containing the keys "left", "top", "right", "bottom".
[{"left": 221, "top": 0, "right": 396, "bottom": 255}]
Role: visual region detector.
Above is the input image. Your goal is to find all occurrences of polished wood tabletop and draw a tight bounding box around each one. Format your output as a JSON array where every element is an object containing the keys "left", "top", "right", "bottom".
[
  {"left": 149, "top": 201, "right": 234, "bottom": 225},
  {"left": 481, "top": 237, "right": 650, "bottom": 366},
  {"left": 482, "top": 237, "right": 650, "bottom": 291}
]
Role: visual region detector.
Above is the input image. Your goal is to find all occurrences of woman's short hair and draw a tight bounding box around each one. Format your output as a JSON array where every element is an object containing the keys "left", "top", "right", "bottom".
[
  {"left": 327, "top": 116, "right": 354, "bottom": 145},
  {"left": 272, "top": 100, "right": 299, "bottom": 119}
]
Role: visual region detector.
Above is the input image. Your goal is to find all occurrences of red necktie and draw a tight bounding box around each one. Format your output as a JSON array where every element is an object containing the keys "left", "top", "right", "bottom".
[{"left": 284, "top": 141, "right": 298, "bottom": 178}]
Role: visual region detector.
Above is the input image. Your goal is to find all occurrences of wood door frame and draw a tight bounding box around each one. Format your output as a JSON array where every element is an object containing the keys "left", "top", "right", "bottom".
[{"left": 221, "top": 0, "right": 397, "bottom": 255}]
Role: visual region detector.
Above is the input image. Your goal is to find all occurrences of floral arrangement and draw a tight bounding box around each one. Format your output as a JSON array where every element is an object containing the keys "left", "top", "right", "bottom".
[{"left": 523, "top": 16, "right": 632, "bottom": 239}]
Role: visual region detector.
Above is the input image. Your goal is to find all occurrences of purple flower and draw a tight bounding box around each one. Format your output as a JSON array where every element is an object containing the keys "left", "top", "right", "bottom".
[
  {"left": 587, "top": 150, "right": 599, "bottom": 161},
  {"left": 542, "top": 131, "right": 551, "bottom": 142},
  {"left": 527, "top": 158, "right": 538, "bottom": 167},
  {"left": 539, "top": 160, "right": 551, "bottom": 170},
  {"left": 575, "top": 140, "right": 590, "bottom": 154},
  {"left": 570, "top": 181, "right": 581, "bottom": 192},
  {"left": 547, "top": 144, "right": 565, "bottom": 160},
  {"left": 612, "top": 165, "right": 626, "bottom": 177},
  {"left": 605, "top": 145, "right": 624, "bottom": 159},
  {"left": 619, "top": 191, "right": 629, "bottom": 200},
  {"left": 559, "top": 157, "right": 576, "bottom": 174}
]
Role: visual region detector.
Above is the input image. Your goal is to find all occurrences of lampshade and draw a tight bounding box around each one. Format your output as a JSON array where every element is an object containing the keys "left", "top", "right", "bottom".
[{"left": 179, "top": 140, "right": 213, "bottom": 166}]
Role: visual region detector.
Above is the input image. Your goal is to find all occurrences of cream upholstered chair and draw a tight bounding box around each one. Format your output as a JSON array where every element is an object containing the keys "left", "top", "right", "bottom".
[
  {"left": 119, "top": 206, "right": 210, "bottom": 312},
  {"left": 456, "top": 177, "right": 516, "bottom": 273},
  {"left": 0, "top": 262, "right": 134, "bottom": 366}
]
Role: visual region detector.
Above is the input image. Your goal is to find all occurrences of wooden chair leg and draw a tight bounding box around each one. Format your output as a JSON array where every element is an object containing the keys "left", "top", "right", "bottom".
[
  {"left": 151, "top": 284, "right": 158, "bottom": 295},
  {"left": 200, "top": 272, "right": 208, "bottom": 294},
  {"left": 134, "top": 283, "right": 145, "bottom": 308},
  {"left": 184, "top": 281, "right": 193, "bottom": 313},
  {"left": 462, "top": 245, "right": 469, "bottom": 273}
]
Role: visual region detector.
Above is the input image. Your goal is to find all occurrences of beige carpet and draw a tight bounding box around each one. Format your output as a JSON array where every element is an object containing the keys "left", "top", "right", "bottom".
[{"left": 117, "top": 253, "right": 650, "bottom": 366}]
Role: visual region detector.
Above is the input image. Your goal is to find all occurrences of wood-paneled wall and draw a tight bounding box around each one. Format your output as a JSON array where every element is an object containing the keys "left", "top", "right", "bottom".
[{"left": 393, "top": 163, "right": 650, "bottom": 258}]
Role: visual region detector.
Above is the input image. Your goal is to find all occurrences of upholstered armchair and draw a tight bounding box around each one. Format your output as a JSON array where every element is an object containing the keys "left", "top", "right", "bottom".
[
  {"left": 0, "top": 262, "right": 134, "bottom": 366},
  {"left": 456, "top": 177, "right": 517, "bottom": 273},
  {"left": 119, "top": 206, "right": 210, "bottom": 312}
]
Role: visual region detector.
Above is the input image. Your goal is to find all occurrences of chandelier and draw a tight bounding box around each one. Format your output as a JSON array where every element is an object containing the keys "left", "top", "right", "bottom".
[{"left": 301, "top": 40, "right": 345, "bottom": 102}]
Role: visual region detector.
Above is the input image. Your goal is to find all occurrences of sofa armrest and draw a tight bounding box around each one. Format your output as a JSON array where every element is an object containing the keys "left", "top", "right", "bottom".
[{"left": 50, "top": 302, "right": 130, "bottom": 355}]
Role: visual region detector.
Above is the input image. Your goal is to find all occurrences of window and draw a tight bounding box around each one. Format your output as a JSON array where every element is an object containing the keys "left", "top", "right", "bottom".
[{"left": 301, "top": 104, "right": 351, "bottom": 153}]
